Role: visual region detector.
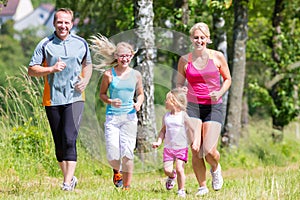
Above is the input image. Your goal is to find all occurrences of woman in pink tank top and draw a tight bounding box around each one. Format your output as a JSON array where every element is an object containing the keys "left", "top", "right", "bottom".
[{"left": 176, "top": 22, "right": 231, "bottom": 196}]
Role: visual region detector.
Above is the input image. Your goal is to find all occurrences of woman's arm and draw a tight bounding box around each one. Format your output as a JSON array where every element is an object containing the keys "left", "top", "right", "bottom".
[
  {"left": 176, "top": 56, "right": 188, "bottom": 88},
  {"left": 209, "top": 50, "right": 232, "bottom": 101}
]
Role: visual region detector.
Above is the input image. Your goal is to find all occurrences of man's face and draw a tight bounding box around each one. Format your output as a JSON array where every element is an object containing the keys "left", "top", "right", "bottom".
[{"left": 53, "top": 11, "right": 73, "bottom": 40}]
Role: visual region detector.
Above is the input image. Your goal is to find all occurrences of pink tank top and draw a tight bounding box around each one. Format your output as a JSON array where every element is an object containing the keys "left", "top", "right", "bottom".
[{"left": 186, "top": 52, "right": 222, "bottom": 105}]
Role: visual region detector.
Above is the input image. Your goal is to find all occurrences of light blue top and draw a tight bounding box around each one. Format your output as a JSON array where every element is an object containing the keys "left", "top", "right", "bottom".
[
  {"left": 29, "top": 32, "right": 92, "bottom": 106},
  {"left": 106, "top": 68, "right": 137, "bottom": 115}
]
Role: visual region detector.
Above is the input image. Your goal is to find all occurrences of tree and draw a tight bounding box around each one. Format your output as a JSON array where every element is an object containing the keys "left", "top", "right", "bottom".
[
  {"left": 268, "top": 0, "right": 300, "bottom": 141},
  {"left": 171, "top": 0, "right": 189, "bottom": 89},
  {"left": 134, "top": 0, "right": 157, "bottom": 161},
  {"left": 209, "top": 0, "right": 233, "bottom": 144},
  {"left": 224, "top": 0, "right": 248, "bottom": 147},
  {"left": 246, "top": 0, "right": 300, "bottom": 141}
]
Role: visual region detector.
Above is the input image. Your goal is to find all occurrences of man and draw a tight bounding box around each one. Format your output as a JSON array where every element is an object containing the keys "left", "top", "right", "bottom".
[{"left": 28, "top": 8, "right": 92, "bottom": 191}]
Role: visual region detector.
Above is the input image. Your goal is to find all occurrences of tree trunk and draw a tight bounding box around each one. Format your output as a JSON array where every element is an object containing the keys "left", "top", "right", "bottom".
[
  {"left": 134, "top": 0, "right": 157, "bottom": 162},
  {"left": 171, "top": 0, "right": 189, "bottom": 88},
  {"left": 270, "top": 0, "right": 285, "bottom": 142},
  {"left": 212, "top": 12, "right": 231, "bottom": 145},
  {"left": 223, "top": 0, "right": 248, "bottom": 147}
]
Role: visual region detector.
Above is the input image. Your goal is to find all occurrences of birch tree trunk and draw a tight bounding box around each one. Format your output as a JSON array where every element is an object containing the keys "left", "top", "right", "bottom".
[
  {"left": 171, "top": 0, "right": 189, "bottom": 88},
  {"left": 224, "top": 0, "right": 248, "bottom": 147},
  {"left": 134, "top": 0, "right": 157, "bottom": 158}
]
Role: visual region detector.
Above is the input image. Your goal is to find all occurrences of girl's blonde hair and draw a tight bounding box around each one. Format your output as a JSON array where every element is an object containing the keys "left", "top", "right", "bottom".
[
  {"left": 189, "top": 22, "right": 212, "bottom": 44},
  {"left": 166, "top": 88, "right": 187, "bottom": 111},
  {"left": 89, "top": 34, "right": 135, "bottom": 71}
]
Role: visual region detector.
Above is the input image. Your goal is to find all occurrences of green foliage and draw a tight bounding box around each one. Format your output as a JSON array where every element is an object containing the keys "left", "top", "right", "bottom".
[
  {"left": 247, "top": 82, "right": 275, "bottom": 116},
  {"left": 18, "top": 27, "right": 43, "bottom": 58},
  {"left": 31, "top": 0, "right": 56, "bottom": 8},
  {"left": 56, "top": 0, "right": 135, "bottom": 38},
  {"left": 0, "top": 36, "right": 27, "bottom": 87},
  {"left": 0, "top": 19, "right": 15, "bottom": 35},
  {"left": 153, "top": 83, "right": 168, "bottom": 105},
  {"left": 0, "top": 0, "right": 8, "bottom": 6},
  {"left": 11, "top": 119, "right": 46, "bottom": 155},
  {"left": 246, "top": 0, "right": 300, "bottom": 127},
  {"left": 10, "top": 118, "right": 60, "bottom": 176},
  {"left": 221, "top": 120, "right": 300, "bottom": 169}
]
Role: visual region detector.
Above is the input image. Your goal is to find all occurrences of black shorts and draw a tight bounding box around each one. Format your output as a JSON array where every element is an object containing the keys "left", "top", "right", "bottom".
[{"left": 187, "top": 102, "right": 223, "bottom": 124}]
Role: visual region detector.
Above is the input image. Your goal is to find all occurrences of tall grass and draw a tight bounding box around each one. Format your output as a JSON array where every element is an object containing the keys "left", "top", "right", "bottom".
[
  {"left": 0, "top": 67, "right": 59, "bottom": 178},
  {"left": 1, "top": 69, "right": 300, "bottom": 199},
  {"left": 0, "top": 66, "right": 48, "bottom": 131}
]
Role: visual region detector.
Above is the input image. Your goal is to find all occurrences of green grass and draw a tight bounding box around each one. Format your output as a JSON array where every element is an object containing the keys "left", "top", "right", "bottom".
[
  {"left": 0, "top": 154, "right": 300, "bottom": 199},
  {"left": 1, "top": 68, "right": 300, "bottom": 199}
]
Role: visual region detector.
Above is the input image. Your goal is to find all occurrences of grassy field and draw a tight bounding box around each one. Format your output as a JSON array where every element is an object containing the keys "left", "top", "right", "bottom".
[
  {"left": 0, "top": 155, "right": 299, "bottom": 199},
  {"left": 1, "top": 119, "right": 300, "bottom": 200}
]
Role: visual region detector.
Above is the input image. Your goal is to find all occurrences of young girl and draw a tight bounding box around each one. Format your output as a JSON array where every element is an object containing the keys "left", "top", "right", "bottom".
[
  {"left": 152, "top": 88, "right": 194, "bottom": 198},
  {"left": 90, "top": 34, "right": 144, "bottom": 191}
]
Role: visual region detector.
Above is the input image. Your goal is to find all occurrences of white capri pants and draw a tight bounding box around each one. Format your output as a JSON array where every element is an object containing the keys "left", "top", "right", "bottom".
[{"left": 104, "top": 113, "right": 138, "bottom": 161}]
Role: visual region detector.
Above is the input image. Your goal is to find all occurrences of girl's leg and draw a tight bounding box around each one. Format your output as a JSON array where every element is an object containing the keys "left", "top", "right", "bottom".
[
  {"left": 163, "top": 161, "right": 174, "bottom": 177},
  {"left": 122, "top": 157, "right": 134, "bottom": 187},
  {"left": 175, "top": 159, "right": 185, "bottom": 190},
  {"left": 164, "top": 160, "right": 176, "bottom": 190},
  {"left": 104, "top": 115, "right": 122, "bottom": 187},
  {"left": 119, "top": 114, "right": 137, "bottom": 188}
]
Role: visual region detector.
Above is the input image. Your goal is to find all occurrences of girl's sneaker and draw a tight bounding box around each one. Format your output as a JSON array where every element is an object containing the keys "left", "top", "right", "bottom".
[
  {"left": 195, "top": 186, "right": 209, "bottom": 196},
  {"left": 177, "top": 189, "right": 186, "bottom": 198},
  {"left": 113, "top": 171, "right": 123, "bottom": 187},
  {"left": 122, "top": 185, "right": 130, "bottom": 191},
  {"left": 165, "top": 170, "right": 176, "bottom": 190}
]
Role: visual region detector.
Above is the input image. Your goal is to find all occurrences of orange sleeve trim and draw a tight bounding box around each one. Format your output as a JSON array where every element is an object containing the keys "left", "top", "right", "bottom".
[{"left": 42, "top": 75, "right": 51, "bottom": 106}]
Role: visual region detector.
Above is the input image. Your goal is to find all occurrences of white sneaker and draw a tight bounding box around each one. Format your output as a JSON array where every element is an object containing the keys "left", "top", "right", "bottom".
[
  {"left": 70, "top": 176, "right": 78, "bottom": 190},
  {"left": 195, "top": 186, "right": 209, "bottom": 196},
  {"left": 210, "top": 164, "right": 223, "bottom": 191},
  {"left": 61, "top": 183, "right": 72, "bottom": 191},
  {"left": 177, "top": 189, "right": 186, "bottom": 198}
]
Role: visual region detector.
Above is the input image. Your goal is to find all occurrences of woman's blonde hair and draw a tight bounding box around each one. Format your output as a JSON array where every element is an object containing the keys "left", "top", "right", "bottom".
[
  {"left": 166, "top": 88, "right": 187, "bottom": 111},
  {"left": 189, "top": 22, "right": 212, "bottom": 44},
  {"left": 89, "top": 34, "right": 135, "bottom": 71}
]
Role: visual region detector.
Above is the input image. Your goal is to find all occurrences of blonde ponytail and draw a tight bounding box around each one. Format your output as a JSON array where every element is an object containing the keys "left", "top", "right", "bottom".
[{"left": 89, "top": 34, "right": 117, "bottom": 71}]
